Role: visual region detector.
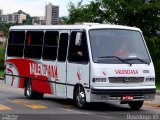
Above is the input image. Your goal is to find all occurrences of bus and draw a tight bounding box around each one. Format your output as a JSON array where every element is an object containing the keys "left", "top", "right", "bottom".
[{"left": 4, "top": 24, "right": 156, "bottom": 110}]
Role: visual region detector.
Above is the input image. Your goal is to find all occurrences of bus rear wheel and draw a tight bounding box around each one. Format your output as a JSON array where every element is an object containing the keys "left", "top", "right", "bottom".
[
  {"left": 74, "top": 86, "right": 86, "bottom": 109},
  {"left": 24, "top": 81, "right": 44, "bottom": 99},
  {"left": 128, "top": 101, "right": 144, "bottom": 110}
]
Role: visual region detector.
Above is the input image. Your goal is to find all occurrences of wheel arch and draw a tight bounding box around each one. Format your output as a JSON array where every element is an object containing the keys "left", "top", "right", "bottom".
[{"left": 73, "top": 83, "right": 84, "bottom": 99}]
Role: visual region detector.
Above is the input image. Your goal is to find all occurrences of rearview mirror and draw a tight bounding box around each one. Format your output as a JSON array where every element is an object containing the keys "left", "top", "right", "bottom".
[{"left": 75, "top": 32, "right": 82, "bottom": 46}]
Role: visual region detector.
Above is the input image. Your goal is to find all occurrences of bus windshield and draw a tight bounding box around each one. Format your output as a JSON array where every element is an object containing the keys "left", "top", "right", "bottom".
[{"left": 89, "top": 29, "right": 151, "bottom": 64}]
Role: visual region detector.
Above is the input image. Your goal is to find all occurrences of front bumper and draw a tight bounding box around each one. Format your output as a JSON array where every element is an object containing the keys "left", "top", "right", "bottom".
[{"left": 90, "top": 87, "right": 156, "bottom": 102}]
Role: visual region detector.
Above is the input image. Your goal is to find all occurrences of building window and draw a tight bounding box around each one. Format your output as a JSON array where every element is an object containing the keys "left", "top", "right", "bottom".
[
  {"left": 7, "top": 31, "right": 25, "bottom": 57},
  {"left": 42, "top": 31, "right": 59, "bottom": 60},
  {"left": 24, "top": 31, "right": 44, "bottom": 59}
]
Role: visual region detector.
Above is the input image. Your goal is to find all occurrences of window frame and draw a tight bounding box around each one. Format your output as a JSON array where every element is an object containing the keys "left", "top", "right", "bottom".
[
  {"left": 24, "top": 30, "right": 44, "bottom": 60},
  {"left": 42, "top": 30, "right": 59, "bottom": 61},
  {"left": 7, "top": 30, "right": 26, "bottom": 57},
  {"left": 67, "top": 30, "right": 89, "bottom": 64},
  {"left": 57, "top": 32, "right": 69, "bottom": 62},
  {"left": 89, "top": 28, "right": 151, "bottom": 64}
]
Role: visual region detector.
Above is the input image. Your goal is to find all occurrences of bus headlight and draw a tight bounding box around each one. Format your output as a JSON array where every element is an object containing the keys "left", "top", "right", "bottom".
[
  {"left": 145, "top": 78, "right": 155, "bottom": 82},
  {"left": 92, "top": 78, "right": 107, "bottom": 82}
]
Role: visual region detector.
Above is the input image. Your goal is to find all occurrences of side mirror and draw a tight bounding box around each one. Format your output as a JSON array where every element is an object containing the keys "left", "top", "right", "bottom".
[{"left": 75, "top": 32, "right": 82, "bottom": 46}]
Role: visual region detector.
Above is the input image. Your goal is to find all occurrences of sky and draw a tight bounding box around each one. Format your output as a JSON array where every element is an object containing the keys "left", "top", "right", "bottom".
[{"left": 0, "top": 0, "right": 93, "bottom": 17}]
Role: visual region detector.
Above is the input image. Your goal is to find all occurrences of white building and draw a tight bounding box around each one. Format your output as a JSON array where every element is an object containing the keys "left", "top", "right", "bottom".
[
  {"left": 45, "top": 3, "right": 59, "bottom": 25},
  {"left": 0, "top": 13, "right": 26, "bottom": 24},
  {"left": 32, "top": 16, "right": 45, "bottom": 25},
  {"left": 13, "top": 13, "right": 26, "bottom": 24},
  {"left": 0, "top": 9, "right": 3, "bottom": 15}
]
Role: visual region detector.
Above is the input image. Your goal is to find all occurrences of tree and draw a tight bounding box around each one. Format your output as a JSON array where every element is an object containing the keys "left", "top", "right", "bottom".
[
  {"left": 22, "top": 14, "right": 32, "bottom": 25},
  {"left": 1, "top": 23, "right": 13, "bottom": 37},
  {"left": 67, "top": 0, "right": 160, "bottom": 36},
  {"left": 67, "top": 0, "right": 105, "bottom": 24}
]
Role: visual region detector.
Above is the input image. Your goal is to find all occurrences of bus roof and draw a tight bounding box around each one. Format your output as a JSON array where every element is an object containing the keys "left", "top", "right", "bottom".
[{"left": 10, "top": 24, "right": 141, "bottom": 31}]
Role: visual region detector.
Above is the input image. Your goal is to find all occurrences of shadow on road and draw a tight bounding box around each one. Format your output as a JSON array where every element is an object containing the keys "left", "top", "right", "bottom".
[{"left": 43, "top": 97, "right": 137, "bottom": 112}]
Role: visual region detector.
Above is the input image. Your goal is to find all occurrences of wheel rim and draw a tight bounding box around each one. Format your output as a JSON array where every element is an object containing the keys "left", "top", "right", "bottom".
[
  {"left": 26, "top": 84, "right": 32, "bottom": 96},
  {"left": 76, "top": 91, "right": 85, "bottom": 107}
]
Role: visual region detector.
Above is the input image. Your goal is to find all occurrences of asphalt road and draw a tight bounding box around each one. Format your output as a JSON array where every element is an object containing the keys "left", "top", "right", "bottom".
[{"left": 0, "top": 81, "right": 160, "bottom": 120}]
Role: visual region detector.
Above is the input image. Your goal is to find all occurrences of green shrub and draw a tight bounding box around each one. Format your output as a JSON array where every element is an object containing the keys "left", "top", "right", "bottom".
[
  {"left": 154, "top": 60, "right": 160, "bottom": 89},
  {"left": 0, "top": 42, "right": 6, "bottom": 70}
]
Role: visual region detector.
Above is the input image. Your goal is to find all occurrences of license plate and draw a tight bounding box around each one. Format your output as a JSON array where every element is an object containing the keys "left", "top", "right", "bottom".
[{"left": 122, "top": 96, "right": 133, "bottom": 100}]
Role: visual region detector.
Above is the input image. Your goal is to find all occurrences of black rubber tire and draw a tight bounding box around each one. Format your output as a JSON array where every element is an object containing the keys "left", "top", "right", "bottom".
[
  {"left": 35, "top": 92, "right": 44, "bottom": 99},
  {"left": 74, "top": 86, "right": 86, "bottom": 109},
  {"left": 128, "top": 101, "right": 144, "bottom": 110},
  {"left": 24, "top": 81, "right": 44, "bottom": 99},
  {"left": 24, "top": 81, "right": 35, "bottom": 99}
]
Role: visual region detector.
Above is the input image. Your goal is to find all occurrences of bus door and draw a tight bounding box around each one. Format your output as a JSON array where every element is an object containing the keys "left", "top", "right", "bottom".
[
  {"left": 56, "top": 30, "right": 70, "bottom": 97},
  {"left": 67, "top": 30, "right": 90, "bottom": 99}
]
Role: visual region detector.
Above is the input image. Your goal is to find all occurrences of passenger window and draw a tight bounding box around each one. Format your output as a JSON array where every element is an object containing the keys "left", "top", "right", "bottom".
[
  {"left": 42, "top": 31, "right": 59, "bottom": 60},
  {"left": 7, "top": 31, "right": 25, "bottom": 57},
  {"left": 68, "top": 31, "right": 89, "bottom": 63},
  {"left": 57, "top": 33, "right": 69, "bottom": 62},
  {"left": 24, "top": 31, "right": 44, "bottom": 59}
]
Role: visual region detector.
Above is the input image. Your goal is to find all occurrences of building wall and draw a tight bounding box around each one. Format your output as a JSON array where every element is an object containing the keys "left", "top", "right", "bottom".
[
  {"left": 0, "top": 9, "right": 3, "bottom": 16},
  {"left": 0, "top": 15, "right": 8, "bottom": 22},
  {"left": 17, "top": 14, "right": 26, "bottom": 23},
  {"left": 52, "top": 6, "right": 59, "bottom": 25},
  {"left": 0, "top": 13, "right": 26, "bottom": 23},
  {"left": 46, "top": 3, "right": 52, "bottom": 25},
  {"left": 45, "top": 3, "right": 59, "bottom": 25}
]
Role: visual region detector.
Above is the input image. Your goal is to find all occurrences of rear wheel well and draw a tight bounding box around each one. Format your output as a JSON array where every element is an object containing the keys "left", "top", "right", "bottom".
[{"left": 24, "top": 77, "right": 30, "bottom": 88}]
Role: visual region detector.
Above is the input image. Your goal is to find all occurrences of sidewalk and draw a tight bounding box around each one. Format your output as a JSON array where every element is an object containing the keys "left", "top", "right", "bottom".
[{"left": 156, "top": 90, "right": 160, "bottom": 96}]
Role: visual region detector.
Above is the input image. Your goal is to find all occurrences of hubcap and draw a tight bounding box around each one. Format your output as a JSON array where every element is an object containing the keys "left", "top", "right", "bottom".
[
  {"left": 26, "top": 84, "right": 31, "bottom": 96},
  {"left": 76, "top": 91, "right": 85, "bottom": 107}
]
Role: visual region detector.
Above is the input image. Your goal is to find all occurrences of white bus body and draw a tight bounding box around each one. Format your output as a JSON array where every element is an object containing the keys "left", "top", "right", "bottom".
[{"left": 5, "top": 24, "right": 156, "bottom": 109}]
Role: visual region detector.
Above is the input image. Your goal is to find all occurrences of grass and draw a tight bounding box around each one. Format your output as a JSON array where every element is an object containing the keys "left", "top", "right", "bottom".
[
  {"left": 156, "top": 82, "right": 160, "bottom": 90},
  {"left": 0, "top": 70, "right": 3, "bottom": 77},
  {"left": 154, "top": 60, "right": 160, "bottom": 90}
]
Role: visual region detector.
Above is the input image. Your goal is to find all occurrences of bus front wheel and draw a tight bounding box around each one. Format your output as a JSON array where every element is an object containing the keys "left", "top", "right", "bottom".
[
  {"left": 74, "top": 86, "right": 86, "bottom": 109},
  {"left": 128, "top": 101, "right": 144, "bottom": 110}
]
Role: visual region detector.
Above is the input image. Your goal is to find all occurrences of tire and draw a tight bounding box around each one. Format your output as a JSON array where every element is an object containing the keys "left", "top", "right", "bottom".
[
  {"left": 24, "top": 81, "right": 44, "bottom": 99},
  {"left": 128, "top": 101, "right": 144, "bottom": 110},
  {"left": 74, "top": 86, "right": 86, "bottom": 109},
  {"left": 35, "top": 92, "right": 44, "bottom": 99}
]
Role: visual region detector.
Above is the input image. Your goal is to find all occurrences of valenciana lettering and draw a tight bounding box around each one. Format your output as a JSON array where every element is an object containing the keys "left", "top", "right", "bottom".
[
  {"left": 115, "top": 70, "right": 138, "bottom": 74},
  {"left": 29, "top": 63, "right": 58, "bottom": 78}
]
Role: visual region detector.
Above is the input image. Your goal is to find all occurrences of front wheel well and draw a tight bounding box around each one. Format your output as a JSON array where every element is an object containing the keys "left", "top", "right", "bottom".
[{"left": 73, "top": 84, "right": 84, "bottom": 99}]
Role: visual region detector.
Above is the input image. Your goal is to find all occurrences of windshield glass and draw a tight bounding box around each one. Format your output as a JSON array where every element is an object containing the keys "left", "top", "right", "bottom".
[{"left": 89, "top": 29, "right": 151, "bottom": 64}]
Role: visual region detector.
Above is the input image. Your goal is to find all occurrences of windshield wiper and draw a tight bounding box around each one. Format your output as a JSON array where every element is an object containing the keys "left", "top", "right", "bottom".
[
  {"left": 98, "top": 56, "right": 131, "bottom": 65},
  {"left": 125, "top": 58, "right": 150, "bottom": 65}
]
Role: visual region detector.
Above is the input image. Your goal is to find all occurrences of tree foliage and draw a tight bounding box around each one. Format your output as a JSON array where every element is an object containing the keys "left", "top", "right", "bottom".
[{"left": 67, "top": 0, "right": 160, "bottom": 35}]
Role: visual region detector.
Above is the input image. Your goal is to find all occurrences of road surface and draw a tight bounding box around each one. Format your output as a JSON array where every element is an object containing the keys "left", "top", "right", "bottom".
[{"left": 0, "top": 81, "right": 160, "bottom": 120}]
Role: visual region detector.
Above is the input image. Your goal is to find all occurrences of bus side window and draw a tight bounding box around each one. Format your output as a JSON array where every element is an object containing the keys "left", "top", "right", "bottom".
[
  {"left": 7, "top": 31, "right": 25, "bottom": 57},
  {"left": 24, "top": 31, "right": 44, "bottom": 59},
  {"left": 57, "top": 33, "right": 69, "bottom": 62},
  {"left": 68, "top": 31, "right": 89, "bottom": 63},
  {"left": 42, "top": 31, "right": 59, "bottom": 60}
]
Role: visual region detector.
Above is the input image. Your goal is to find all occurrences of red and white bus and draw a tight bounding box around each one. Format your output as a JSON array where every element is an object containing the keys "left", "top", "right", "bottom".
[{"left": 5, "top": 24, "right": 156, "bottom": 109}]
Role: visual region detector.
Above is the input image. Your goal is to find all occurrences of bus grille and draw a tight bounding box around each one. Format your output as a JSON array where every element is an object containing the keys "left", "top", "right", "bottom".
[{"left": 109, "top": 77, "right": 144, "bottom": 83}]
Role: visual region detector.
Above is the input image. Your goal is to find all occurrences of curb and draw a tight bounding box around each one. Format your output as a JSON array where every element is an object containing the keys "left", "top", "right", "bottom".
[{"left": 156, "top": 90, "right": 160, "bottom": 96}]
